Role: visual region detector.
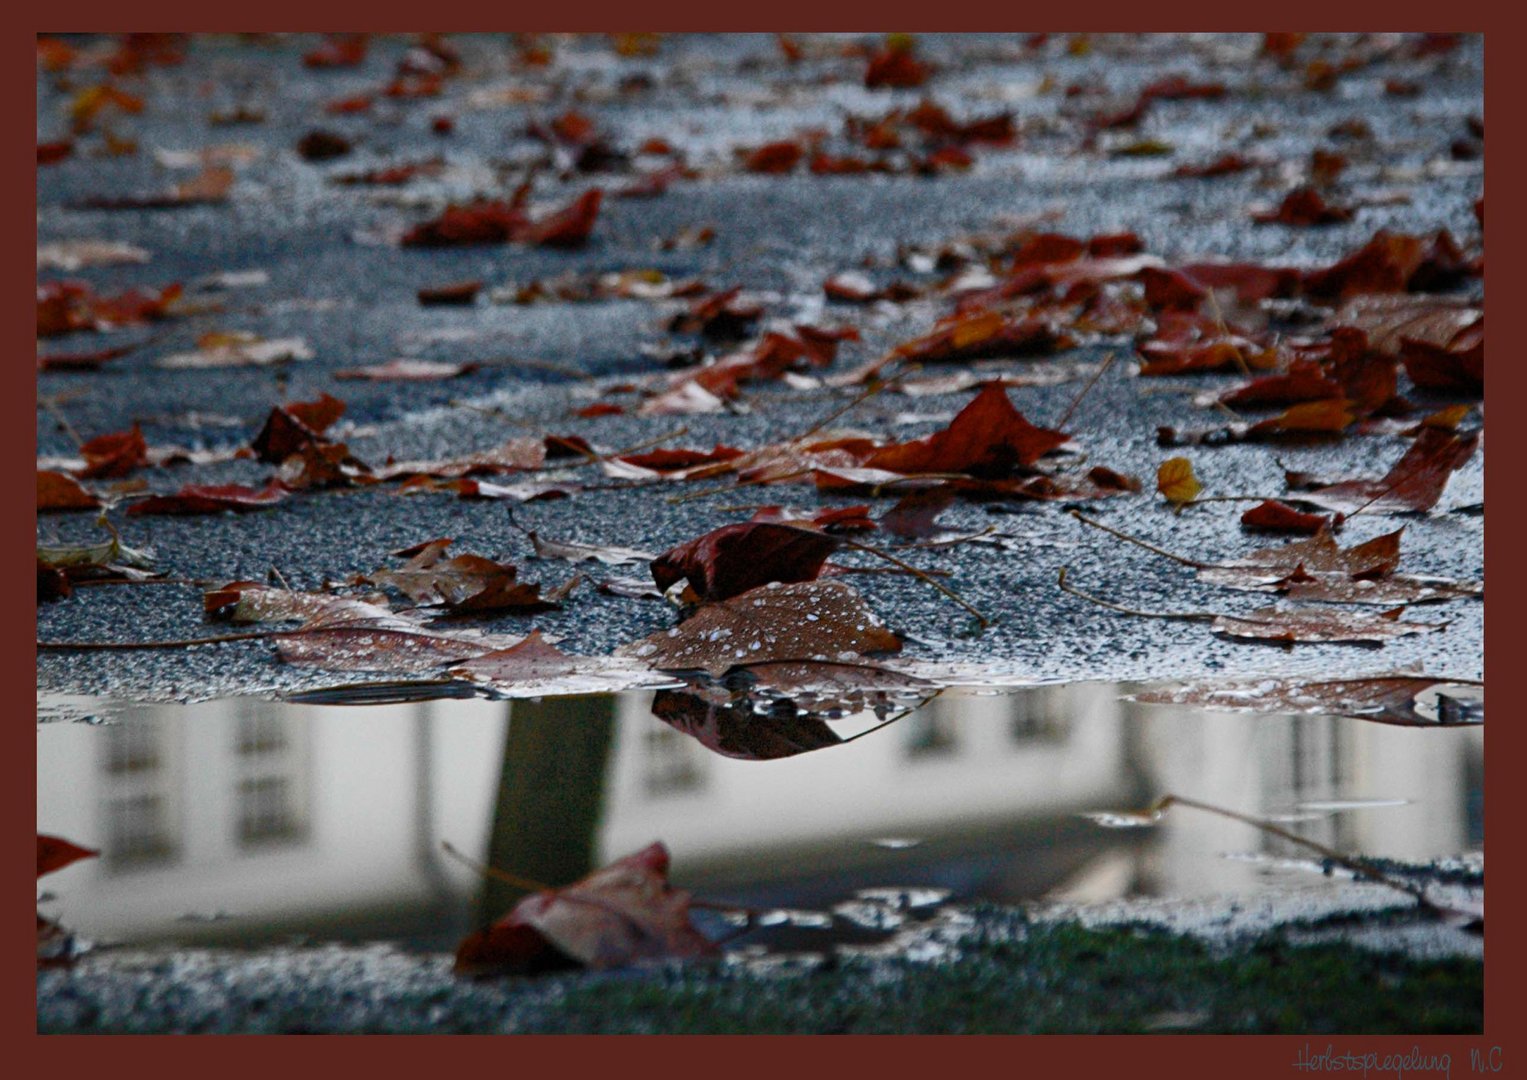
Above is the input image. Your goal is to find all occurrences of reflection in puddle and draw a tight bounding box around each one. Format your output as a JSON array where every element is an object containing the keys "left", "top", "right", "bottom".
[{"left": 36, "top": 682, "right": 1483, "bottom": 959}]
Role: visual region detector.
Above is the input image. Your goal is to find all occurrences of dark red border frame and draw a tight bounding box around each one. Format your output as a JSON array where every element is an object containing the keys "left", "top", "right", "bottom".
[{"left": 15, "top": 14, "right": 1504, "bottom": 1070}]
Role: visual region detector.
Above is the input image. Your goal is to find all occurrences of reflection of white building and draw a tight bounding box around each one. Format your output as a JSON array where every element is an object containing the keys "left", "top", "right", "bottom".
[{"left": 35, "top": 685, "right": 1483, "bottom": 944}]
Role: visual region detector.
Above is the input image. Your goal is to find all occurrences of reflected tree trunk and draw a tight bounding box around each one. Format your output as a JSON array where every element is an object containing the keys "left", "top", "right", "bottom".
[{"left": 477, "top": 696, "right": 616, "bottom": 923}]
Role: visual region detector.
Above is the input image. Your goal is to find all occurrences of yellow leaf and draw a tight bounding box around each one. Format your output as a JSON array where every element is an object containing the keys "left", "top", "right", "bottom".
[{"left": 1156, "top": 457, "right": 1201, "bottom": 506}]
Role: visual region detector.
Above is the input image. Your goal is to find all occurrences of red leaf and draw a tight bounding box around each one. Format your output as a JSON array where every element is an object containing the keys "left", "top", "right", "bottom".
[
  {"left": 1240, "top": 500, "right": 1341, "bottom": 535},
  {"left": 651, "top": 521, "right": 841, "bottom": 601},
  {"left": 864, "top": 383, "right": 1070, "bottom": 477},
  {"left": 742, "top": 140, "right": 803, "bottom": 174},
  {"left": 38, "top": 470, "right": 100, "bottom": 512},
  {"left": 38, "top": 834, "right": 98, "bottom": 878},
  {"left": 1253, "top": 187, "right": 1353, "bottom": 226},
  {"left": 127, "top": 479, "right": 288, "bottom": 516},
  {"left": 75, "top": 424, "right": 148, "bottom": 479}
]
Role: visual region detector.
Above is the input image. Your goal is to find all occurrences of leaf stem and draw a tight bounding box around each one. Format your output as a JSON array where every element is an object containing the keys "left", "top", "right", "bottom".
[{"left": 1068, "top": 509, "right": 1208, "bottom": 569}]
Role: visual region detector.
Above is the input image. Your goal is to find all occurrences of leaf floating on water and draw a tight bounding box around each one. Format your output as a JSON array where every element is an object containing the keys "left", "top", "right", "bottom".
[
  {"left": 620, "top": 579, "right": 902, "bottom": 676},
  {"left": 454, "top": 841, "right": 717, "bottom": 978},
  {"left": 1131, "top": 675, "right": 1483, "bottom": 727}
]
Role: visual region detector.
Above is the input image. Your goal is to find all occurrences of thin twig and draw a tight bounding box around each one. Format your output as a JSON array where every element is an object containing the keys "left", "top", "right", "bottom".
[
  {"left": 1068, "top": 510, "right": 1208, "bottom": 569},
  {"left": 1057, "top": 567, "right": 1213, "bottom": 622},
  {"left": 1148, "top": 794, "right": 1447, "bottom": 916},
  {"left": 836, "top": 535, "right": 990, "bottom": 628},
  {"left": 1054, "top": 351, "right": 1115, "bottom": 429}
]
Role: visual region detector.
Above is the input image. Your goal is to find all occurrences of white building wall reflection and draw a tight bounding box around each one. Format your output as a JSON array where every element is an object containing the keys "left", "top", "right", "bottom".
[{"left": 35, "top": 685, "right": 1483, "bottom": 942}]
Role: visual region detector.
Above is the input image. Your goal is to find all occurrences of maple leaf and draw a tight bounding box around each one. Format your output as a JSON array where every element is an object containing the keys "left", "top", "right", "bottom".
[
  {"left": 127, "top": 479, "right": 288, "bottom": 516},
  {"left": 455, "top": 842, "right": 716, "bottom": 977},
  {"left": 864, "top": 383, "right": 1069, "bottom": 477},
  {"left": 650, "top": 521, "right": 842, "bottom": 601},
  {"left": 620, "top": 579, "right": 902, "bottom": 676},
  {"left": 38, "top": 835, "right": 98, "bottom": 878},
  {"left": 251, "top": 393, "right": 346, "bottom": 462},
  {"left": 1286, "top": 428, "right": 1480, "bottom": 514}
]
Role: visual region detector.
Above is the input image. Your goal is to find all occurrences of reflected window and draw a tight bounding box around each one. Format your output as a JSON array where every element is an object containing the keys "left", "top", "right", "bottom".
[
  {"left": 903, "top": 708, "right": 958, "bottom": 758},
  {"left": 233, "top": 707, "right": 308, "bottom": 848},
  {"left": 1008, "top": 688, "right": 1071, "bottom": 744},
  {"left": 100, "top": 721, "right": 180, "bottom": 870},
  {"left": 642, "top": 727, "right": 705, "bottom": 796}
]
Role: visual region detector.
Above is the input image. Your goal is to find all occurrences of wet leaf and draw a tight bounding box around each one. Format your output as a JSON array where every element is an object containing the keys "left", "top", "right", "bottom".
[
  {"left": 156, "top": 333, "right": 312, "bottom": 369},
  {"left": 250, "top": 393, "right": 346, "bottom": 462},
  {"left": 204, "top": 582, "right": 392, "bottom": 625},
  {"left": 515, "top": 523, "right": 653, "bottom": 568},
  {"left": 127, "top": 479, "right": 288, "bottom": 516},
  {"left": 1288, "top": 428, "right": 1480, "bottom": 514},
  {"left": 650, "top": 521, "right": 841, "bottom": 602},
  {"left": 1210, "top": 605, "right": 1445, "bottom": 644},
  {"left": 75, "top": 424, "right": 148, "bottom": 479},
  {"left": 402, "top": 189, "right": 602, "bottom": 248},
  {"left": 1131, "top": 676, "right": 1482, "bottom": 727},
  {"left": 620, "top": 579, "right": 902, "bottom": 676},
  {"left": 362, "top": 538, "right": 560, "bottom": 614},
  {"left": 1240, "top": 500, "right": 1340, "bottom": 535},
  {"left": 455, "top": 842, "right": 716, "bottom": 977},
  {"left": 375, "top": 438, "right": 545, "bottom": 480}
]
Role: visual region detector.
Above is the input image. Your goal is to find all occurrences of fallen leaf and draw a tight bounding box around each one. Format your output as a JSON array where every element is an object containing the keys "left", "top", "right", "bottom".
[
  {"left": 1132, "top": 676, "right": 1481, "bottom": 727},
  {"left": 334, "top": 358, "right": 480, "bottom": 381},
  {"left": 650, "top": 522, "right": 841, "bottom": 601},
  {"left": 1156, "top": 457, "right": 1201, "bottom": 506},
  {"left": 156, "top": 333, "right": 312, "bottom": 370},
  {"left": 38, "top": 471, "right": 100, "bottom": 512},
  {"left": 1240, "top": 500, "right": 1340, "bottom": 535},
  {"left": 37, "top": 240, "right": 150, "bottom": 272},
  {"left": 75, "top": 424, "right": 148, "bottom": 479},
  {"left": 1210, "top": 605, "right": 1444, "bottom": 644},
  {"left": 528, "top": 531, "right": 655, "bottom": 568},
  {"left": 1288, "top": 428, "right": 1480, "bottom": 514},
  {"left": 620, "top": 579, "right": 901, "bottom": 676},
  {"left": 363, "top": 538, "right": 560, "bottom": 614},
  {"left": 127, "top": 479, "right": 288, "bottom": 516}
]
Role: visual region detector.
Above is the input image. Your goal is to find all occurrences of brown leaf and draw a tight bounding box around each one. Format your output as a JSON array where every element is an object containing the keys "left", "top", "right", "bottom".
[
  {"left": 75, "top": 424, "right": 148, "bottom": 479},
  {"left": 334, "top": 358, "right": 481, "bottom": 381},
  {"left": 650, "top": 522, "right": 841, "bottom": 602},
  {"left": 620, "top": 579, "right": 901, "bottom": 676},
  {"left": 864, "top": 383, "right": 1070, "bottom": 477},
  {"left": 1210, "top": 605, "right": 1445, "bottom": 644},
  {"left": 127, "top": 479, "right": 288, "bottom": 516},
  {"left": 363, "top": 538, "right": 558, "bottom": 614},
  {"left": 1289, "top": 428, "right": 1480, "bottom": 514},
  {"left": 1132, "top": 676, "right": 1481, "bottom": 727},
  {"left": 38, "top": 470, "right": 99, "bottom": 512}
]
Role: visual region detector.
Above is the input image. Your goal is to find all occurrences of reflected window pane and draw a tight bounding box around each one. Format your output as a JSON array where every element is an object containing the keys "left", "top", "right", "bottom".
[
  {"left": 903, "top": 709, "right": 958, "bottom": 757},
  {"left": 642, "top": 727, "right": 704, "bottom": 796},
  {"left": 1009, "top": 688, "right": 1071, "bottom": 744}
]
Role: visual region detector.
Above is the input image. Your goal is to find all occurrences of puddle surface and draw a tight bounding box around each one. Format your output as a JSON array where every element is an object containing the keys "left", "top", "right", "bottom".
[{"left": 36, "top": 682, "right": 1483, "bottom": 956}]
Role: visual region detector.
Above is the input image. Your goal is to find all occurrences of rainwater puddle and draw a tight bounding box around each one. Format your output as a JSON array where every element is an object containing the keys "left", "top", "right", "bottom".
[{"left": 36, "top": 681, "right": 1482, "bottom": 961}]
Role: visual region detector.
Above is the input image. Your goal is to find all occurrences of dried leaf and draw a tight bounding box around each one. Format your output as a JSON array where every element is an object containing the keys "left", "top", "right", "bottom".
[
  {"left": 127, "top": 479, "right": 288, "bottom": 516},
  {"left": 650, "top": 522, "right": 841, "bottom": 602},
  {"left": 1132, "top": 676, "right": 1482, "bottom": 727}
]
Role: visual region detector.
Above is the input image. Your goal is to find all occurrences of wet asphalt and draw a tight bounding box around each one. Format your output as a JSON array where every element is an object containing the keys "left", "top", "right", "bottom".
[{"left": 36, "top": 33, "right": 1483, "bottom": 702}]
